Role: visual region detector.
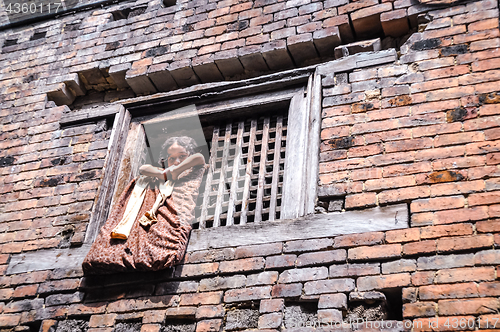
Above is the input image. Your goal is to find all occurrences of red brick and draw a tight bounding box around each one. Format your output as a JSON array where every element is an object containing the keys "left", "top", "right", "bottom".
[
  {"left": 179, "top": 292, "right": 223, "bottom": 306},
  {"left": 143, "top": 310, "right": 166, "bottom": 324},
  {"left": 411, "top": 271, "right": 435, "bottom": 286},
  {"left": 410, "top": 196, "right": 465, "bottom": 213},
  {"left": 195, "top": 305, "right": 224, "bottom": 319},
  {"left": 413, "top": 316, "right": 475, "bottom": 332},
  {"left": 384, "top": 138, "right": 433, "bottom": 153},
  {"left": 0, "top": 314, "right": 21, "bottom": 327},
  {"left": 318, "top": 293, "right": 347, "bottom": 309},
  {"left": 403, "top": 241, "right": 436, "bottom": 256},
  {"left": 365, "top": 175, "right": 415, "bottom": 191},
  {"left": 348, "top": 244, "right": 401, "bottom": 261},
  {"left": 278, "top": 267, "right": 328, "bottom": 283},
  {"left": 350, "top": 168, "right": 382, "bottom": 181},
  {"left": 434, "top": 206, "right": 489, "bottom": 224},
  {"left": 403, "top": 302, "right": 436, "bottom": 318},
  {"left": 38, "top": 279, "right": 80, "bottom": 294},
  {"left": 13, "top": 284, "right": 38, "bottom": 298},
  {"left": 165, "top": 307, "right": 196, "bottom": 318},
  {"left": 265, "top": 255, "right": 296, "bottom": 269},
  {"left": 141, "top": 324, "right": 161, "bottom": 332},
  {"left": 436, "top": 267, "right": 496, "bottom": 283},
  {"left": 334, "top": 232, "right": 384, "bottom": 248},
  {"left": 195, "top": 319, "right": 222, "bottom": 332},
  {"left": 89, "top": 314, "right": 117, "bottom": 328},
  {"left": 233, "top": 243, "right": 282, "bottom": 259},
  {"left": 284, "top": 238, "right": 333, "bottom": 253},
  {"left": 344, "top": 192, "right": 377, "bottom": 208},
  {"left": 437, "top": 234, "right": 494, "bottom": 253},
  {"left": 379, "top": 186, "right": 430, "bottom": 204},
  {"left": 478, "top": 314, "right": 500, "bottom": 329},
  {"left": 475, "top": 249, "right": 500, "bottom": 265},
  {"left": 271, "top": 283, "right": 302, "bottom": 298},
  {"left": 258, "top": 312, "right": 282, "bottom": 329},
  {"left": 296, "top": 250, "right": 346, "bottom": 267},
  {"left": 439, "top": 298, "right": 500, "bottom": 316},
  {"left": 420, "top": 224, "right": 473, "bottom": 239},
  {"left": 490, "top": 204, "right": 500, "bottom": 217},
  {"left": 382, "top": 259, "right": 416, "bottom": 274},
  {"left": 304, "top": 279, "right": 355, "bottom": 294},
  {"left": 224, "top": 286, "right": 271, "bottom": 302},
  {"left": 469, "top": 191, "right": 500, "bottom": 206},
  {"left": 329, "top": 263, "right": 380, "bottom": 277},
  {"left": 429, "top": 180, "right": 484, "bottom": 197},
  {"left": 487, "top": 152, "right": 500, "bottom": 165},
  {"left": 383, "top": 162, "right": 432, "bottom": 177},
  {"left": 478, "top": 281, "right": 500, "bottom": 297},
  {"left": 259, "top": 299, "right": 284, "bottom": 313},
  {"left": 419, "top": 282, "right": 478, "bottom": 300},
  {"left": 385, "top": 228, "right": 420, "bottom": 243},
  {"left": 219, "top": 257, "right": 265, "bottom": 273},
  {"left": 465, "top": 140, "right": 500, "bottom": 155},
  {"left": 477, "top": 219, "right": 500, "bottom": 232},
  {"left": 357, "top": 273, "right": 411, "bottom": 291},
  {"left": 174, "top": 263, "right": 219, "bottom": 278}
]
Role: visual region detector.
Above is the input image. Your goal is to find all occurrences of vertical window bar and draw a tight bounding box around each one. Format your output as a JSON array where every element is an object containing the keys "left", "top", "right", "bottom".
[
  {"left": 226, "top": 121, "right": 244, "bottom": 226},
  {"left": 254, "top": 117, "right": 270, "bottom": 222},
  {"left": 200, "top": 126, "right": 219, "bottom": 229},
  {"left": 213, "top": 123, "right": 232, "bottom": 227},
  {"left": 240, "top": 119, "right": 257, "bottom": 225},
  {"left": 269, "top": 115, "right": 283, "bottom": 221}
]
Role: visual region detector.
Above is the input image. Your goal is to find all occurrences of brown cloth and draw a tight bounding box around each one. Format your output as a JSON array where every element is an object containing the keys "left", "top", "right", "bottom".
[{"left": 82, "top": 165, "right": 205, "bottom": 274}]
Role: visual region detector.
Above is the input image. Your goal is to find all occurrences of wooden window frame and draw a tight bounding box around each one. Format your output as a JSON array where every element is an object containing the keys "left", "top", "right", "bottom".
[{"left": 84, "top": 71, "right": 322, "bottom": 244}]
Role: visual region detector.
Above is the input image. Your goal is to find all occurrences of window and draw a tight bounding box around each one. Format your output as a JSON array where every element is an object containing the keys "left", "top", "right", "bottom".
[{"left": 83, "top": 71, "right": 322, "bottom": 244}]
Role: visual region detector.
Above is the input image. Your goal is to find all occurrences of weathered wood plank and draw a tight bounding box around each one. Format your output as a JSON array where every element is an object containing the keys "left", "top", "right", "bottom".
[
  {"left": 281, "top": 88, "right": 308, "bottom": 220},
  {"left": 187, "top": 204, "right": 409, "bottom": 251},
  {"left": 254, "top": 117, "right": 270, "bottom": 222},
  {"left": 200, "top": 126, "right": 219, "bottom": 228},
  {"left": 304, "top": 72, "right": 322, "bottom": 215},
  {"left": 84, "top": 106, "right": 130, "bottom": 243},
  {"left": 59, "top": 104, "right": 123, "bottom": 126},
  {"left": 7, "top": 245, "right": 91, "bottom": 275},
  {"left": 213, "top": 123, "right": 232, "bottom": 227},
  {"left": 226, "top": 121, "right": 244, "bottom": 225},
  {"left": 269, "top": 116, "right": 283, "bottom": 221},
  {"left": 240, "top": 120, "right": 257, "bottom": 225},
  {"left": 8, "top": 204, "right": 409, "bottom": 273}
]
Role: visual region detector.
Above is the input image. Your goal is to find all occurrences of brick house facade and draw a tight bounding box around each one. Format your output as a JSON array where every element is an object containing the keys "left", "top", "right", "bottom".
[{"left": 0, "top": 0, "right": 499, "bottom": 330}]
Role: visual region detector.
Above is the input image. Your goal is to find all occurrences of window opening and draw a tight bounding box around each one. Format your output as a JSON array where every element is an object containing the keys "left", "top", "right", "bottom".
[
  {"left": 195, "top": 111, "right": 288, "bottom": 228},
  {"left": 30, "top": 31, "right": 46, "bottom": 40},
  {"left": 4, "top": 39, "right": 17, "bottom": 47}
]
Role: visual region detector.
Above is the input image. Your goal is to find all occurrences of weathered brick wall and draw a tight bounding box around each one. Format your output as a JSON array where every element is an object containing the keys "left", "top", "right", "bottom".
[{"left": 0, "top": 0, "right": 499, "bottom": 330}]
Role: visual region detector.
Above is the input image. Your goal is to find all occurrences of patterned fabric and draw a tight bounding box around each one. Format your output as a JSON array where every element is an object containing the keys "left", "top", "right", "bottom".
[{"left": 82, "top": 165, "right": 205, "bottom": 274}]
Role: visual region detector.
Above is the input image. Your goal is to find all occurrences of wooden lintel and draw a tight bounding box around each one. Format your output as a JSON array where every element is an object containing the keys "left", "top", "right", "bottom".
[{"left": 187, "top": 204, "right": 409, "bottom": 252}]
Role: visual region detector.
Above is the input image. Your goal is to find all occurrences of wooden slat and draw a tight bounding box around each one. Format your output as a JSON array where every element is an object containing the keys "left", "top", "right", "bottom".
[
  {"left": 187, "top": 204, "right": 409, "bottom": 251},
  {"left": 281, "top": 88, "right": 308, "bottom": 220},
  {"left": 269, "top": 116, "right": 283, "bottom": 221},
  {"left": 254, "top": 117, "right": 270, "bottom": 222},
  {"left": 84, "top": 106, "right": 130, "bottom": 244},
  {"left": 199, "top": 126, "right": 220, "bottom": 228},
  {"left": 240, "top": 119, "right": 257, "bottom": 225},
  {"left": 213, "top": 123, "right": 232, "bottom": 227},
  {"left": 226, "top": 121, "right": 244, "bottom": 225},
  {"left": 304, "top": 72, "right": 322, "bottom": 215}
]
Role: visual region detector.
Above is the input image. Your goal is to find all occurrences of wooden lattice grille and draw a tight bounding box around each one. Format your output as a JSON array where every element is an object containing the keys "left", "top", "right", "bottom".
[{"left": 194, "top": 114, "right": 288, "bottom": 228}]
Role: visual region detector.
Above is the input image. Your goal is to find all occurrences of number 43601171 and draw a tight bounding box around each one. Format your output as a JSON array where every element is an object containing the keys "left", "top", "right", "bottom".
[{"left": 5, "top": 2, "right": 62, "bottom": 14}]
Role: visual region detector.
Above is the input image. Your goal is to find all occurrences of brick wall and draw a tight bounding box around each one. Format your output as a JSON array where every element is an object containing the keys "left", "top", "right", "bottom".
[{"left": 0, "top": 0, "right": 499, "bottom": 330}]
